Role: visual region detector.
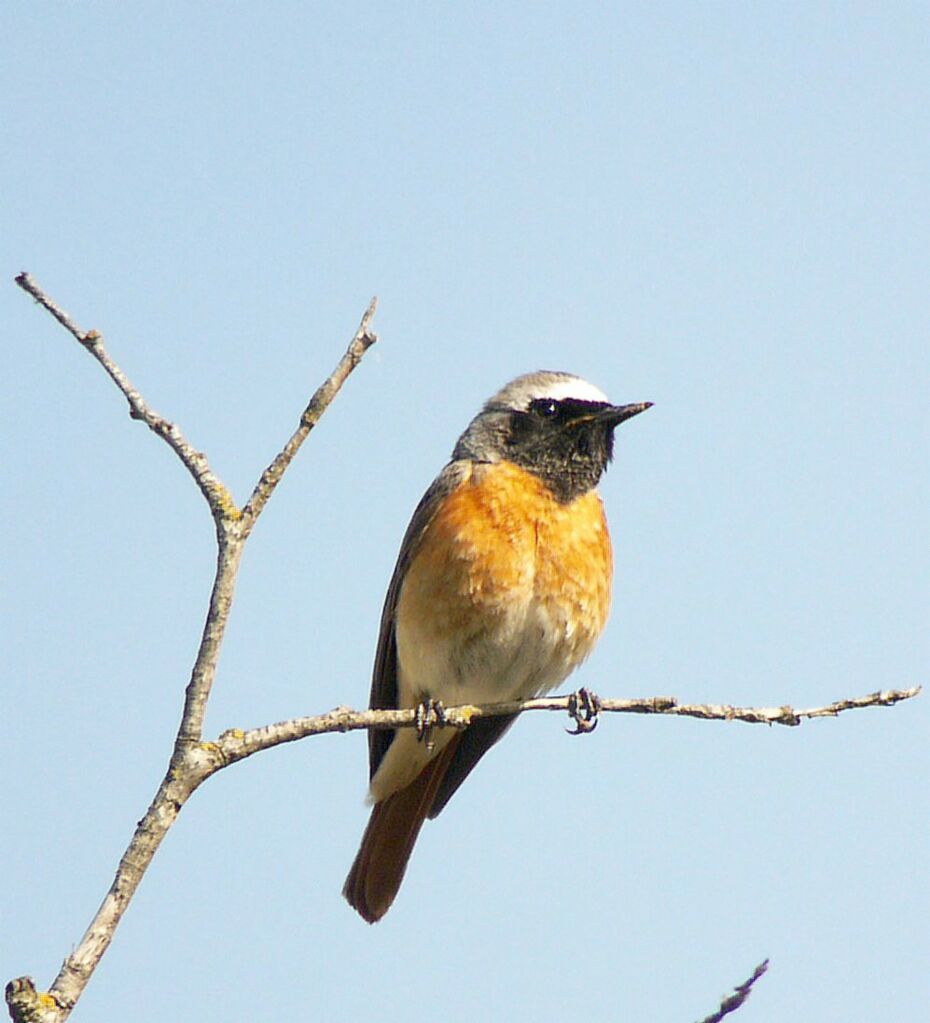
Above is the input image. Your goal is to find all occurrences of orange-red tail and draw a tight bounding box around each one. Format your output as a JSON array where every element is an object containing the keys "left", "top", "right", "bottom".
[{"left": 343, "top": 735, "right": 461, "bottom": 923}]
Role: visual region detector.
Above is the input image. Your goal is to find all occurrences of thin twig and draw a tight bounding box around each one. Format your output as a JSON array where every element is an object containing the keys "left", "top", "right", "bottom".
[
  {"left": 695, "top": 959, "right": 770, "bottom": 1023},
  {"left": 14, "top": 272, "right": 236, "bottom": 521},
  {"left": 210, "top": 685, "right": 922, "bottom": 766},
  {"left": 240, "top": 296, "right": 379, "bottom": 535}
]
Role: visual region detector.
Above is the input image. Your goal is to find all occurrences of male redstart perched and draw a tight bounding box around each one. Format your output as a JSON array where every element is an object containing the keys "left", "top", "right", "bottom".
[{"left": 343, "top": 371, "right": 651, "bottom": 922}]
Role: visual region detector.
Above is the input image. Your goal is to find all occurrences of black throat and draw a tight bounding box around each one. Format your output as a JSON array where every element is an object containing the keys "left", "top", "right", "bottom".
[{"left": 503, "top": 399, "right": 614, "bottom": 504}]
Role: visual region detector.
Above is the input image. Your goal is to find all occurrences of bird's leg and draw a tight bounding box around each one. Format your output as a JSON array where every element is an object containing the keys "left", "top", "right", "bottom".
[
  {"left": 415, "top": 696, "right": 446, "bottom": 752},
  {"left": 566, "top": 687, "right": 601, "bottom": 735}
]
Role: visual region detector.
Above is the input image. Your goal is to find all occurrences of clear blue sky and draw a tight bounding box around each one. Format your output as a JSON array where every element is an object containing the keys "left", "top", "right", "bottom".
[{"left": 3, "top": 4, "right": 927, "bottom": 1021}]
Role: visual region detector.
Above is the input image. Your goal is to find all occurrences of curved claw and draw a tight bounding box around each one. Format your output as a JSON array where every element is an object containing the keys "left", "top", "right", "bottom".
[
  {"left": 566, "top": 687, "right": 601, "bottom": 735},
  {"left": 415, "top": 697, "right": 446, "bottom": 751}
]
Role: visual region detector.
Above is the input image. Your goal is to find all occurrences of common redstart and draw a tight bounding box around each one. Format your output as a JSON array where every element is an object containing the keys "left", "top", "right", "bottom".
[{"left": 343, "top": 371, "right": 651, "bottom": 922}]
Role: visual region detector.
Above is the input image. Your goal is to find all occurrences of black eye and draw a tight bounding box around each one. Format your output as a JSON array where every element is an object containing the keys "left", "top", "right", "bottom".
[{"left": 531, "top": 398, "right": 560, "bottom": 419}]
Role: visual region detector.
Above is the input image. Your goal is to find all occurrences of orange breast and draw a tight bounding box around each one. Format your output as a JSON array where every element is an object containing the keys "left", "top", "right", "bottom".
[{"left": 398, "top": 461, "right": 613, "bottom": 679}]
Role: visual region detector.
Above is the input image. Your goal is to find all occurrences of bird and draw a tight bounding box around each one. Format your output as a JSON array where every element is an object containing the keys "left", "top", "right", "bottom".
[{"left": 343, "top": 370, "right": 651, "bottom": 922}]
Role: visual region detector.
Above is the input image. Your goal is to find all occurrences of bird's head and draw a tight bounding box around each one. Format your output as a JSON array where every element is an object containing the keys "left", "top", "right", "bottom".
[{"left": 453, "top": 371, "right": 651, "bottom": 502}]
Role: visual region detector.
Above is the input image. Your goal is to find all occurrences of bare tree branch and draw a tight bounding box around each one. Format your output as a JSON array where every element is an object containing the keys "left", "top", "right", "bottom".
[
  {"left": 14, "top": 272, "right": 237, "bottom": 521},
  {"left": 240, "top": 296, "right": 378, "bottom": 536},
  {"left": 6, "top": 276, "right": 920, "bottom": 1022},
  {"left": 174, "top": 539, "right": 245, "bottom": 745},
  {"left": 7, "top": 275, "right": 377, "bottom": 1023},
  {"left": 695, "top": 959, "right": 769, "bottom": 1023},
  {"left": 208, "top": 684, "right": 922, "bottom": 767},
  {"left": 5, "top": 979, "right": 58, "bottom": 1023}
]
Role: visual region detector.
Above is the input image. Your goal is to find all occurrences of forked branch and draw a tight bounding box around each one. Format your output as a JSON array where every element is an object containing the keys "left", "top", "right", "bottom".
[{"left": 8, "top": 275, "right": 377, "bottom": 1023}]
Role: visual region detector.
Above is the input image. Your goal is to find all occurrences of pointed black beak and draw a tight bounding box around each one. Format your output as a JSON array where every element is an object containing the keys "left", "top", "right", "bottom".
[{"left": 601, "top": 401, "right": 653, "bottom": 426}]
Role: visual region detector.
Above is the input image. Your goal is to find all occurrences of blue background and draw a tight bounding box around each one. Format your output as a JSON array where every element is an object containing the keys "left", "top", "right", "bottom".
[{"left": 3, "top": 4, "right": 927, "bottom": 1021}]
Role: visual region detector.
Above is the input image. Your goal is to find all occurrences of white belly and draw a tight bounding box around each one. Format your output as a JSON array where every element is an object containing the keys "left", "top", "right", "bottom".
[{"left": 368, "top": 594, "right": 586, "bottom": 803}]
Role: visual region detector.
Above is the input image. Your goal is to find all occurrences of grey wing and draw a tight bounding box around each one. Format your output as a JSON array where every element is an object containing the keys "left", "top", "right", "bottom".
[{"left": 367, "top": 460, "right": 472, "bottom": 781}]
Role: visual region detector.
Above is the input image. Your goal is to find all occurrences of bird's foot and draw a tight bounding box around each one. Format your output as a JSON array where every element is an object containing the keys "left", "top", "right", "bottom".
[
  {"left": 415, "top": 697, "right": 446, "bottom": 752},
  {"left": 566, "top": 687, "right": 601, "bottom": 735}
]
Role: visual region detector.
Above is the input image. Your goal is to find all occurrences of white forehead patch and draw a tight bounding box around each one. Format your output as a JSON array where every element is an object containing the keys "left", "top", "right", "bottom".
[
  {"left": 533, "top": 376, "right": 609, "bottom": 405},
  {"left": 485, "top": 371, "right": 610, "bottom": 412}
]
